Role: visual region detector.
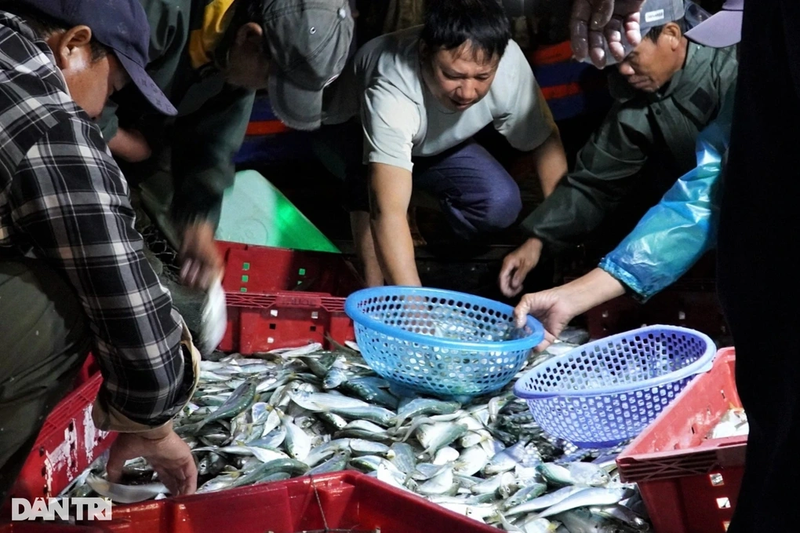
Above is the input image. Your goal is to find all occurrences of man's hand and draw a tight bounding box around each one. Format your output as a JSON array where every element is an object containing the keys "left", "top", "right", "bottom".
[
  {"left": 499, "top": 238, "right": 544, "bottom": 297},
  {"left": 106, "top": 127, "right": 152, "bottom": 163},
  {"left": 514, "top": 288, "right": 580, "bottom": 352},
  {"left": 513, "top": 268, "right": 628, "bottom": 351},
  {"left": 570, "top": 0, "right": 645, "bottom": 68},
  {"left": 179, "top": 221, "right": 223, "bottom": 290},
  {"left": 106, "top": 424, "right": 197, "bottom": 497}
]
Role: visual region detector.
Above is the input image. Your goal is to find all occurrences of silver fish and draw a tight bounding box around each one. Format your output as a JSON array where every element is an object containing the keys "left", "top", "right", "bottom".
[
  {"left": 389, "top": 442, "right": 417, "bottom": 475},
  {"left": 304, "top": 439, "right": 351, "bottom": 467},
  {"left": 308, "top": 451, "right": 350, "bottom": 475},
  {"left": 278, "top": 410, "right": 312, "bottom": 461},
  {"left": 556, "top": 507, "right": 640, "bottom": 533},
  {"left": 505, "top": 486, "right": 587, "bottom": 516},
  {"left": 86, "top": 475, "right": 167, "bottom": 504},
  {"left": 503, "top": 482, "right": 548, "bottom": 509},
  {"left": 470, "top": 471, "right": 516, "bottom": 496},
  {"left": 231, "top": 458, "right": 308, "bottom": 488},
  {"left": 417, "top": 467, "right": 457, "bottom": 496},
  {"left": 433, "top": 446, "right": 460, "bottom": 465},
  {"left": 591, "top": 504, "right": 651, "bottom": 531},
  {"left": 539, "top": 487, "right": 631, "bottom": 518},
  {"left": 416, "top": 422, "right": 468, "bottom": 457},
  {"left": 394, "top": 399, "right": 461, "bottom": 428},
  {"left": 453, "top": 446, "right": 490, "bottom": 477},
  {"left": 350, "top": 439, "right": 392, "bottom": 457}
]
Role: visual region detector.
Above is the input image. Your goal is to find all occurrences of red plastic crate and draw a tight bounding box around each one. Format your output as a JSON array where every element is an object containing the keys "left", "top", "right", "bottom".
[
  {"left": 1, "top": 471, "right": 499, "bottom": 533},
  {"left": 216, "top": 241, "right": 364, "bottom": 354},
  {"left": 616, "top": 348, "right": 745, "bottom": 533},
  {"left": 6, "top": 374, "right": 115, "bottom": 507}
]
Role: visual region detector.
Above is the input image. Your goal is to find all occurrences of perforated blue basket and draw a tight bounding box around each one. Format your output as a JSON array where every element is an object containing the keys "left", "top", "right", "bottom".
[
  {"left": 514, "top": 325, "right": 716, "bottom": 448},
  {"left": 345, "top": 287, "right": 545, "bottom": 401}
]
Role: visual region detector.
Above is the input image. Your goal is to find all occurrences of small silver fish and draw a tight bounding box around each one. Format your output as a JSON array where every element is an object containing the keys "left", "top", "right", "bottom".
[
  {"left": 86, "top": 475, "right": 167, "bottom": 504},
  {"left": 539, "top": 487, "right": 631, "bottom": 518}
]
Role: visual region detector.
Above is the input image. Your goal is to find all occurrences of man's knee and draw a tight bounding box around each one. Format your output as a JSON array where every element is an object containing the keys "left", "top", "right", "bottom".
[{"left": 477, "top": 180, "right": 522, "bottom": 231}]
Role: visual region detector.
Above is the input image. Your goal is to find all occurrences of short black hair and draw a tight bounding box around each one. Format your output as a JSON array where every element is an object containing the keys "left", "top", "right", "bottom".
[
  {"left": 644, "top": 17, "right": 687, "bottom": 42},
  {"left": 421, "top": 0, "right": 511, "bottom": 63},
  {"left": 0, "top": 3, "right": 108, "bottom": 61}
]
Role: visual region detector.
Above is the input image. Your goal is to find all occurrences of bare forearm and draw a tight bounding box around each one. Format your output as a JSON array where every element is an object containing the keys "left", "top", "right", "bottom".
[
  {"left": 372, "top": 213, "right": 421, "bottom": 286},
  {"left": 350, "top": 211, "right": 384, "bottom": 287},
  {"left": 106, "top": 127, "right": 152, "bottom": 163},
  {"left": 561, "top": 267, "right": 626, "bottom": 316},
  {"left": 533, "top": 130, "right": 568, "bottom": 197}
]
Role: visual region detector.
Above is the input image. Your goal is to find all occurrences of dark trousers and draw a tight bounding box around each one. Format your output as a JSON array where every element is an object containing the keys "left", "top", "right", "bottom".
[
  {"left": 717, "top": 1, "right": 800, "bottom": 531},
  {"left": 315, "top": 122, "right": 523, "bottom": 240},
  {"left": 0, "top": 258, "right": 90, "bottom": 502}
]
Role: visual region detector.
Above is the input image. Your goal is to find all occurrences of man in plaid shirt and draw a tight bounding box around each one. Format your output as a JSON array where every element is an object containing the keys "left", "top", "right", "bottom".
[{"left": 0, "top": 0, "right": 200, "bottom": 500}]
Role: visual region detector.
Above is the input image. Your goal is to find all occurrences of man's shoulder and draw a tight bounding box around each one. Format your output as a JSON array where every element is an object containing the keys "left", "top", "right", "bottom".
[
  {"left": 356, "top": 28, "right": 424, "bottom": 105},
  {"left": 692, "top": 43, "right": 738, "bottom": 75}
]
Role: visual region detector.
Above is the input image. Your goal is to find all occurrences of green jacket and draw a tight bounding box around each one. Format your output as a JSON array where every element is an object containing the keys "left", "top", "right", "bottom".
[
  {"left": 520, "top": 42, "right": 738, "bottom": 252},
  {"left": 100, "top": 0, "right": 255, "bottom": 226}
]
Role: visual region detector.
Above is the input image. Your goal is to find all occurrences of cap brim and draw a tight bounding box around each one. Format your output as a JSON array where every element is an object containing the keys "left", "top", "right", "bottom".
[
  {"left": 268, "top": 71, "right": 324, "bottom": 132},
  {"left": 116, "top": 53, "right": 177, "bottom": 116},
  {"left": 685, "top": 10, "right": 743, "bottom": 48}
]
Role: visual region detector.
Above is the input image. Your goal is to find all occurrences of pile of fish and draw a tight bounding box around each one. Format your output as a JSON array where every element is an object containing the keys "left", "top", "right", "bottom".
[{"left": 63, "top": 336, "right": 652, "bottom": 532}]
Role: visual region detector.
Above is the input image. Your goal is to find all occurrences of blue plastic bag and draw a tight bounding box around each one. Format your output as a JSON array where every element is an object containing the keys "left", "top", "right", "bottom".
[{"left": 599, "top": 84, "right": 735, "bottom": 300}]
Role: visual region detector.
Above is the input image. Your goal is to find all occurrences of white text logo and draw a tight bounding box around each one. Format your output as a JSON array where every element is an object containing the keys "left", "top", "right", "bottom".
[{"left": 11, "top": 498, "right": 112, "bottom": 521}]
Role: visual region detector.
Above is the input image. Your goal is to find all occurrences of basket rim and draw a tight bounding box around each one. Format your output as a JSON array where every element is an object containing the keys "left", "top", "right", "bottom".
[
  {"left": 344, "top": 286, "right": 545, "bottom": 352},
  {"left": 513, "top": 325, "right": 717, "bottom": 399}
]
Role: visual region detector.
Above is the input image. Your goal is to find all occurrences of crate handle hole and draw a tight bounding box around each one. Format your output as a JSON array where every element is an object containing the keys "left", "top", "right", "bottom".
[
  {"left": 710, "top": 473, "right": 725, "bottom": 486},
  {"left": 716, "top": 497, "right": 731, "bottom": 509},
  {"left": 310, "top": 326, "right": 317, "bottom": 332},
  {"left": 270, "top": 310, "right": 279, "bottom": 317},
  {"left": 269, "top": 323, "right": 277, "bottom": 330},
  {"left": 723, "top": 521, "right": 731, "bottom": 531},
  {"left": 298, "top": 268, "right": 306, "bottom": 276}
]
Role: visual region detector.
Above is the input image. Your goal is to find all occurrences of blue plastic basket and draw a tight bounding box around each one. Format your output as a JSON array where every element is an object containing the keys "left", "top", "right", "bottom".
[
  {"left": 344, "top": 287, "right": 545, "bottom": 401},
  {"left": 514, "top": 325, "right": 716, "bottom": 448}
]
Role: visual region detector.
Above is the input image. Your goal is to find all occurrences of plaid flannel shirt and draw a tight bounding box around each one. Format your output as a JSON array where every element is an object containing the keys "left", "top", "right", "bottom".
[{"left": 0, "top": 12, "right": 194, "bottom": 427}]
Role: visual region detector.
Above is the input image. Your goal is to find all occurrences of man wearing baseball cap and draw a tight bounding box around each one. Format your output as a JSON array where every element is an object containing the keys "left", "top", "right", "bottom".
[
  {"left": 513, "top": 2, "right": 743, "bottom": 351},
  {"left": 499, "top": 0, "right": 738, "bottom": 298},
  {"left": 0, "top": 0, "right": 202, "bottom": 500},
  {"left": 98, "top": 0, "right": 354, "bottom": 293}
]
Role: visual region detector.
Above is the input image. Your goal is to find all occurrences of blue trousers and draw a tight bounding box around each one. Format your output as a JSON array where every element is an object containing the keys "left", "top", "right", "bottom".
[{"left": 317, "top": 122, "right": 523, "bottom": 240}]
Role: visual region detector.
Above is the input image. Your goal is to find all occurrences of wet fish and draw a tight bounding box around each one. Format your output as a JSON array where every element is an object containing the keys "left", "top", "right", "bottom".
[
  {"left": 539, "top": 487, "right": 632, "bottom": 518},
  {"left": 86, "top": 475, "right": 167, "bottom": 504}
]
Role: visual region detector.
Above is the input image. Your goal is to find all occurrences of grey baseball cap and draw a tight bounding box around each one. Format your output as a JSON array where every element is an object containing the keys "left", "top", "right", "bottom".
[
  {"left": 266, "top": 0, "right": 354, "bottom": 131},
  {"left": 639, "top": 0, "right": 686, "bottom": 34},
  {"left": 685, "top": 0, "right": 743, "bottom": 48}
]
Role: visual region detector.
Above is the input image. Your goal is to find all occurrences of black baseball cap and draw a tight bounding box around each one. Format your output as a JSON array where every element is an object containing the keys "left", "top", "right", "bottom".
[{"left": 15, "top": 0, "right": 177, "bottom": 116}]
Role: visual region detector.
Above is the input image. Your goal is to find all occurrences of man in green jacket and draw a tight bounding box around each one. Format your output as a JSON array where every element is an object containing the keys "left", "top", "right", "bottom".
[
  {"left": 498, "top": 0, "right": 737, "bottom": 297},
  {"left": 100, "top": 0, "right": 354, "bottom": 290}
]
